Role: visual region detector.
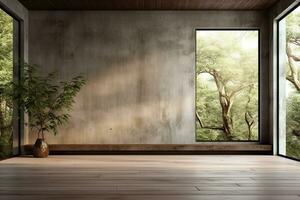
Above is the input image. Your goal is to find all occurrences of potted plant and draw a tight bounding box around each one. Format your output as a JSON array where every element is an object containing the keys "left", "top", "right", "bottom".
[{"left": 11, "top": 64, "right": 85, "bottom": 158}]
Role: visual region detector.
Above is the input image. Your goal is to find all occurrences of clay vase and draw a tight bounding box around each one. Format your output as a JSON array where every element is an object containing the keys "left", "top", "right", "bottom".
[{"left": 33, "top": 138, "right": 49, "bottom": 158}]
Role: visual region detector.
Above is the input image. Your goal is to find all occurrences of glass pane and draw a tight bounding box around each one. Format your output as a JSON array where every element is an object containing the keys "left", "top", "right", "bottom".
[
  {"left": 196, "top": 30, "right": 259, "bottom": 141},
  {"left": 0, "top": 9, "right": 14, "bottom": 159},
  {"left": 278, "top": 6, "right": 300, "bottom": 160}
]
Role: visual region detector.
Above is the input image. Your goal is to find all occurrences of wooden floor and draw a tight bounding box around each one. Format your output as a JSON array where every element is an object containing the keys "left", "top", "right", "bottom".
[{"left": 1, "top": 155, "right": 300, "bottom": 200}]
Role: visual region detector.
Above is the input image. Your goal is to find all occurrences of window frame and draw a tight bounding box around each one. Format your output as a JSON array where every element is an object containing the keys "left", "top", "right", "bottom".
[
  {"left": 276, "top": 2, "right": 300, "bottom": 162},
  {"left": 0, "top": 3, "right": 23, "bottom": 158},
  {"left": 195, "top": 28, "right": 261, "bottom": 142}
]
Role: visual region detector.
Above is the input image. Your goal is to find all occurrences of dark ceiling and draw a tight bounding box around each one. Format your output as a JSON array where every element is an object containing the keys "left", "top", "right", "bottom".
[{"left": 18, "top": 0, "right": 279, "bottom": 10}]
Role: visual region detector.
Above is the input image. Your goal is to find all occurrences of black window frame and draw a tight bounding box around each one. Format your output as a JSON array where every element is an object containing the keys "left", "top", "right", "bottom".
[
  {"left": 276, "top": 2, "right": 300, "bottom": 162},
  {"left": 195, "top": 28, "right": 261, "bottom": 143},
  {"left": 0, "top": 2, "right": 23, "bottom": 158}
]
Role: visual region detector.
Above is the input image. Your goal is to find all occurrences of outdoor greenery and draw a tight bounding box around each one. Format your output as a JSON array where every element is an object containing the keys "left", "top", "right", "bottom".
[
  {"left": 196, "top": 30, "right": 259, "bottom": 141},
  {"left": 284, "top": 6, "right": 300, "bottom": 160},
  {"left": 0, "top": 9, "right": 13, "bottom": 158}
]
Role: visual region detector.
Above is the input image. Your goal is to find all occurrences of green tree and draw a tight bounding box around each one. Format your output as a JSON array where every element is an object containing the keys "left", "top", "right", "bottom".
[
  {"left": 286, "top": 9, "right": 300, "bottom": 91},
  {"left": 244, "top": 86, "right": 258, "bottom": 140},
  {"left": 0, "top": 9, "right": 13, "bottom": 158},
  {"left": 284, "top": 8, "right": 300, "bottom": 159},
  {"left": 196, "top": 31, "right": 258, "bottom": 141},
  {"left": 286, "top": 92, "right": 300, "bottom": 159}
]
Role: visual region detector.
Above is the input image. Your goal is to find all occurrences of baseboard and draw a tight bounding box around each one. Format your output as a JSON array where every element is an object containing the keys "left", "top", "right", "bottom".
[{"left": 22, "top": 144, "right": 273, "bottom": 155}]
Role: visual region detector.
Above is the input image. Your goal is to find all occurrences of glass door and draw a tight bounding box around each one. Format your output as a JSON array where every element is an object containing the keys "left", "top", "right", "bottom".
[
  {"left": 0, "top": 7, "right": 19, "bottom": 159},
  {"left": 278, "top": 4, "right": 300, "bottom": 160}
]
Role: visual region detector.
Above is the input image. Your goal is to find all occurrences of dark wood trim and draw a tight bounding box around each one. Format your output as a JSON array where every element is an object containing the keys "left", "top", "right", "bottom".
[
  {"left": 18, "top": 0, "right": 278, "bottom": 10},
  {"left": 22, "top": 144, "right": 272, "bottom": 155}
]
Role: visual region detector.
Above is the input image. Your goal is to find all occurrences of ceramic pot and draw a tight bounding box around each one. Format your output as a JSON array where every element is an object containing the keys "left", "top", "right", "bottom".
[{"left": 33, "top": 138, "right": 49, "bottom": 158}]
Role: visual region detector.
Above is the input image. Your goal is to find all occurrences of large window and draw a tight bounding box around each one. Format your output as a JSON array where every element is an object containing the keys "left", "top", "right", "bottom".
[
  {"left": 196, "top": 30, "right": 259, "bottom": 141},
  {"left": 278, "top": 4, "right": 300, "bottom": 160},
  {"left": 0, "top": 7, "right": 19, "bottom": 159}
]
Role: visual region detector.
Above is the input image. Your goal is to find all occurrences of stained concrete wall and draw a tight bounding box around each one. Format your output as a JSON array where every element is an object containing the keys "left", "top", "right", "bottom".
[{"left": 28, "top": 11, "right": 270, "bottom": 144}]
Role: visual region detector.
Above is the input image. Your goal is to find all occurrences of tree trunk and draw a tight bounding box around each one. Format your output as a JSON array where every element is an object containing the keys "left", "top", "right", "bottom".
[
  {"left": 245, "top": 111, "right": 254, "bottom": 140},
  {"left": 198, "top": 69, "right": 249, "bottom": 140},
  {"left": 221, "top": 100, "right": 234, "bottom": 140},
  {"left": 205, "top": 70, "right": 234, "bottom": 140},
  {"left": 286, "top": 43, "right": 300, "bottom": 92},
  {"left": 213, "top": 73, "right": 234, "bottom": 140},
  {"left": 248, "top": 126, "right": 252, "bottom": 140},
  {"left": 245, "top": 87, "right": 255, "bottom": 141}
]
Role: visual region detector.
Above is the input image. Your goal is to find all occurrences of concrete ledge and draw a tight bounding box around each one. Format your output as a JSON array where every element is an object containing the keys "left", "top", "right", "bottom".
[{"left": 23, "top": 144, "right": 273, "bottom": 155}]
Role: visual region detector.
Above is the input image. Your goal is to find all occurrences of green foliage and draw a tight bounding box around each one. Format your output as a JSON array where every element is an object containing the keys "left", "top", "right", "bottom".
[
  {"left": 284, "top": 7, "right": 300, "bottom": 160},
  {"left": 0, "top": 9, "right": 13, "bottom": 158},
  {"left": 196, "top": 75, "right": 222, "bottom": 126},
  {"left": 286, "top": 133, "right": 300, "bottom": 159},
  {"left": 196, "top": 75, "right": 223, "bottom": 140},
  {"left": 286, "top": 91, "right": 300, "bottom": 159},
  {"left": 11, "top": 64, "right": 86, "bottom": 138},
  {"left": 286, "top": 92, "right": 300, "bottom": 131},
  {"left": 196, "top": 31, "right": 258, "bottom": 141},
  {"left": 196, "top": 31, "right": 258, "bottom": 87},
  {"left": 0, "top": 131, "right": 12, "bottom": 158},
  {"left": 286, "top": 10, "right": 300, "bottom": 46}
]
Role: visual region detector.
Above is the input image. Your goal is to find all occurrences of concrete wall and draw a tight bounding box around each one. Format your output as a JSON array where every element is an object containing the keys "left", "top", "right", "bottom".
[{"left": 28, "top": 11, "right": 270, "bottom": 144}]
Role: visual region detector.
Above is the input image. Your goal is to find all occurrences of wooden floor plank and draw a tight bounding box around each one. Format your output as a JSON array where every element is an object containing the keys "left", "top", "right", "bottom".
[{"left": 0, "top": 155, "right": 300, "bottom": 200}]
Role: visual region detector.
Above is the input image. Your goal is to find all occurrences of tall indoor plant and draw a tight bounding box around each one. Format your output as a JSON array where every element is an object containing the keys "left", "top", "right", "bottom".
[{"left": 12, "top": 64, "right": 85, "bottom": 158}]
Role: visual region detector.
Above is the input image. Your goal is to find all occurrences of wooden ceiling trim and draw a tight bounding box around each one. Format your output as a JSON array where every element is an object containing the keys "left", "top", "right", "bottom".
[{"left": 18, "top": 0, "right": 279, "bottom": 10}]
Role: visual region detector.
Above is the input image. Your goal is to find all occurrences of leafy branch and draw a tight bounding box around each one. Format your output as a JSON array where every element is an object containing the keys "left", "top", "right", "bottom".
[{"left": 10, "top": 63, "right": 86, "bottom": 139}]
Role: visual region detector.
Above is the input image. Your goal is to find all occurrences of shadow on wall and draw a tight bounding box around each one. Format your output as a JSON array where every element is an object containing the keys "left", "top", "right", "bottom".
[{"left": 28, "top": 12, "right": 196, "bottom": 144}]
